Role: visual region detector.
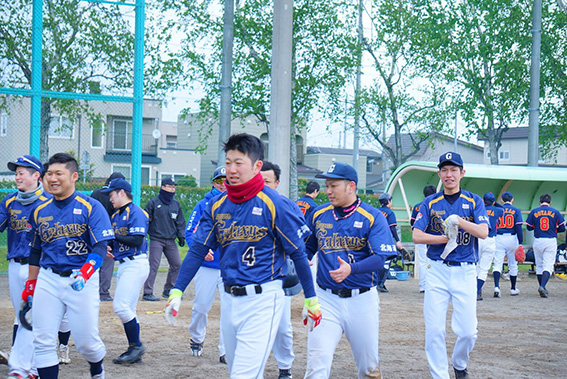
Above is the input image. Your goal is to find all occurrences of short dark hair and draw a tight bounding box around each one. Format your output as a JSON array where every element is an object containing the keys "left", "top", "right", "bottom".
[
  {"left": 40, "top": 162, "right": 49, "bottom": 180},
  {"left": 48, "top": 153, "right": 78, "bottom": 173},
  {"left": 261, "top": 160, "right": 281, "bottom": 181},
  {"left": 423, "top": 185, "right": 436, "bottom": 197},
  {"left": 306, "top": 181, "right": 320, "bottom": 194},
  {"left": 125, "top": 191, "right": 133, "bottom": 201},
  {"left": 540, "top": 193, "right": 551, "bottom": 204},
  {"left": 223, "top": 133, "right": 264, "bottom": 163}
]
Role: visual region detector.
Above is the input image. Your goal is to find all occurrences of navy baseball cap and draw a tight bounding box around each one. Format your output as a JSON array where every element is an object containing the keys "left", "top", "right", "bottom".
[
  {"left": 212, "top": 166, "right": 226, "bottom": 180},
  {"left": 438, "top": 152, "right": 463, "bottom": 168},
  {"left": 379, "top": 192, "right": 392, "bottom": 205},
  {"left": 315, "top": 162, "right": 358, "bottom": 184},
  {"left": 161, "top": 177, "right": 177, "bottom": 186},
  {"left": 483, "top": 192, "right": 495, "bottom": 203},
  {"left": 8, "top": 155, "right": 43, "bottom": 173},
  {"left": 101, "top": 178, "right": 132, "bottom": 194},
  {"left": 502, "top": 192, "right": 514, "bottom": 202}
]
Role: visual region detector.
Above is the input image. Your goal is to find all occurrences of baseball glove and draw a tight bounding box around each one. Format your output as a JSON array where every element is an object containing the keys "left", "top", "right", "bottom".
[
  {"left": 515, "top": 245, "right": 526, "bottom": 263},
  {"left": 19, "top": 300, "right": 33, "bottom": 331},
  {"left": 443, "top": 215, "right": 459, "bottom": 241}
]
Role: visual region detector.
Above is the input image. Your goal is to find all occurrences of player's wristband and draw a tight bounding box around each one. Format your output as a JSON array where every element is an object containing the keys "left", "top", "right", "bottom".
[{"left": 78, "top": 253, "right": 104, "bottom": 281}]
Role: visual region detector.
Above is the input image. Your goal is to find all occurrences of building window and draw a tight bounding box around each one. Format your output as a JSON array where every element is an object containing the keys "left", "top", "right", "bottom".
[
  {"left": 91, "top": 120, "right": 103, "bottom": 148},
  {"left": 166, "top": 135, "right": 177, "bottom": 148},
  {"left": 499, "top": 150, "right": 510, "bottom": 161},
  {"left": 0, "top": 113, "right": 7, "bottom": 136},
  {"left": 111, "top": 165, "right": 130, "bottom": 180},
  {"left": 49, "top": 115, "right": 74, "bottom": 139},
  {"left": 486, "top": 151, "right": 490, "bottom": 159},
  {"left": 111, "top": 165, "right": 151, "bottom": 185},
  {"left": 112, "top": 119, "right": 132, "bottom": 150}
]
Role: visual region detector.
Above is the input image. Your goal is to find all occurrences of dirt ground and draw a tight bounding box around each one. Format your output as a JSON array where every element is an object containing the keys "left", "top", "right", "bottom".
[{"left": 0, "top": 270, "right": 566, "bottom": 379}]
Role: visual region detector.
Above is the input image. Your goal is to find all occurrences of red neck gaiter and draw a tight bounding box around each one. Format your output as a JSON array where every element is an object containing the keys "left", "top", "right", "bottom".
[{"left": 225, "top": 172, "right": 265, "bottom": 203}]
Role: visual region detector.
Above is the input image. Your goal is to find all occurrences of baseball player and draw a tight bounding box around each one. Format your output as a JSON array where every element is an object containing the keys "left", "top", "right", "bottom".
[
  {"left": 261, "top": 161, "right": 304, "bottom": 379},
  {"left": 164, "top": 133, "right": 320, "bottom": 378},
  {"left": 102, "top": 178, "right": 150, "bottom": 364},
  {"left": 23, "top": 153, "right": 114, "bottom": 379},
  {"left": 377, "top": 192, "right": 403, "bottom": 293},
  {"left": 184, "top": 166, "right": 227, "bottom": 362},
  {"left": 525, "top": 193, "right": 566, "bottom": 298},
  {"left": 411, "top": 185, "right": 438, "bottom": 293},
  {"left": 493, "top": 191, "right": 523, "bottom": 297},
  {"left": 0, "top": 155, "right": 49, "bottom": 379},
  {"left": 304, "top": 162, "right": 395, "bottom": 378},
  {"left": 295, "top": 181, "right": 320, "bottom": 219},
  {"left": 412, "top": 152, "right": 489, "bottom": 379},
  {"left": 476, "top": 193, "right": 503, "bottom": 301}
]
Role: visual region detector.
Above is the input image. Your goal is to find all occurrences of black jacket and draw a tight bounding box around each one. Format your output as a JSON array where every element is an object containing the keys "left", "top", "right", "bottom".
[{"left": 144, "top": 196, "right": 186, "bottom": 240}]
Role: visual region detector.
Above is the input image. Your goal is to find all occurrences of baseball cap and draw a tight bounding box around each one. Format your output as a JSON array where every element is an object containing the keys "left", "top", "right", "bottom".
[
  {"left": 161, "top": 177, "right": 177, "bottom": 187},
  {"left": 483, "top": 192, "right": 495, "bottom": 203},
  {"left": 437, "top": 152, "right": 463, "bottom": 168},
  {"left": 379, "top": 192, "right": 392, "bottom": 205},
  {"left": 502, "top": 192, "right": 514, "bottom": 202},
  {"left": 7, "top": 155, "right": 43, "bottom": 173},
  {"left": 101, "top": 178, "right": 132, "bottom": 194},
  {"left": 212, "top": 166, "right": 226, "bottom": 180},
  {"left": 315, "top": 162, "right": 358, "bottom": 184}
]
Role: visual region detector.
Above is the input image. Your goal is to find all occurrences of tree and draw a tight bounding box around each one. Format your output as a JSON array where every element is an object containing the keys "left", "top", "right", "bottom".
[
  {"left": 353, "top": 0, "right": 449, "bottom": 171},
  {"left": 412, "top": 0, "right": 533, "bottom": 164},
  {"left": 158, "top": 0, "right": 358, "bottom": 196},
  {"left": 0, "top": 0, "right": 136, "bottom": 161}
]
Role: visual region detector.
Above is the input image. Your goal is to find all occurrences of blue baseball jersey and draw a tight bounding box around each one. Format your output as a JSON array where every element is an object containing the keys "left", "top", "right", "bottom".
[
  {"left": 414, "top": 190, "right": 489, "bottom": 262},
  {"left": 296, "top": 195, "right": 318, "bottom": 219},
  {"left": 525, "top": 205, "right": 566, "bottom": 238},
  {"left": 379, "top": 206, "right": 397, "bottom": 227},
  {"left": 110, "top": 202, "right": 149, "bottom": 261},
  {"left": 0, "top": 191, "right": 51, "bottom": 260},
  {"left": 411, "top": 202, "right": 423, "bottom": 227},
  {"left": 497, "top": 204, "right": 524, "bottom": 240},
  {"left": 185, "top": 188, "right": 223, "bottom": 270},
  {"left": 485, "top": 205, "right": 504, "bottom": 238},
  {"left": 190, "top": 186, "right": 311, "bottom": 286},
  {"left": 30, "top": 192, "right": 115, "bottom": 271},
  {"left": 305, "top": 201, "right": 396, "bottom": 290}
]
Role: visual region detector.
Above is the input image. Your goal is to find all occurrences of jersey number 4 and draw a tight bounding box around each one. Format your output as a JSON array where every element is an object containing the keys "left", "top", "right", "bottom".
[{"left": 242, "top": 246, "right": 256, "bottom": 266}]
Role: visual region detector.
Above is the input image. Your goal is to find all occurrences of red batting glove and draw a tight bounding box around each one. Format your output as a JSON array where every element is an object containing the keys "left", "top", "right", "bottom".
[{"left": 21, "top": 279, "right": 37, "bottom": 302}]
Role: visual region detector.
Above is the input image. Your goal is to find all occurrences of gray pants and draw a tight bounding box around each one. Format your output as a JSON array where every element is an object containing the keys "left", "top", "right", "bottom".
[
  {"left": 99, "top": 255, "right": 115, "bottom": 297},
  {"left": 144, "top": 237, "right": 181, "bottom": 296}
]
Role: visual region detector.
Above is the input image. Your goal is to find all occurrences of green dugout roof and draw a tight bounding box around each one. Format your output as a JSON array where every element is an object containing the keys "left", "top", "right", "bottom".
[{"left": 384, "top": 161, "right": 567, "bottom": 225}]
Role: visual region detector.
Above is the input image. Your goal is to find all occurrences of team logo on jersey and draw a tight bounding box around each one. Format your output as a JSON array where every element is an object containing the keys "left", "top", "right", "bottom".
[
  {"left": 73, "top": 208, "right": 82, "bottom": 215},
  {"left": 297, "top": 224, "right": 310, "bottom": 239},
  {"left": 252, "top": 207, "right": 263, "bottom": 216},
  {"left": 217, "top": 221, "right": 268, "bottom": 246},
  {"left": 462, "top": 204, "right": 469, "bottom": 209},
  {"left": 354, "top": 221, "right": 363, "bottom": 228}
]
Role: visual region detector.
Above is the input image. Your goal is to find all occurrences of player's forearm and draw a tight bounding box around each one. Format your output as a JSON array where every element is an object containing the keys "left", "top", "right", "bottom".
[
  {"left": 458, "top": 218, "right": 488, "bottom": 239},
  {"left": 350, "top": 254, "right": 386, "bottom": 275},
  {"left": 412, "top": 228, "right": 449, "bottom": 245},
  {"left": 114, "top": 234, "right": 144, "bottom": 248},
  {"left": 291, "top": 255, "right": 316, "bottom": 298},
  {"left": 28, "top": 264, "right": 40, "bottom": 280},
  {"left": 173, "top": 242, "right": 209, "bottom": 292},
  {"left": 389, "top": 225, "right": 400, "bottom": 242}
]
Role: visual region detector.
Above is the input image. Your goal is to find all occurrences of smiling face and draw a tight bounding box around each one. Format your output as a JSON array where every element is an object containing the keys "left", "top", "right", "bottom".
[
  {"left": 14, "top": 166, "right": 40, "bottom": 193},
  {"left": 45, "top": 162, "right": 78, "bottom": 200},
  {"left": 325, "top": 179, "right": 357, "bottom": 207},
  {"left": 438, "top": 165, "right": 464, "bottom": 195},
  {"left": 225, "top": 149, "right": 262, "bottom": 185}
]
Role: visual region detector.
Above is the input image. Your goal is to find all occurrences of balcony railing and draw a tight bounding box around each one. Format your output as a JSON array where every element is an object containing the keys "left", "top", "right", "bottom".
[{"left": 106, "top": 132, "right": 158, "bottom": 155}]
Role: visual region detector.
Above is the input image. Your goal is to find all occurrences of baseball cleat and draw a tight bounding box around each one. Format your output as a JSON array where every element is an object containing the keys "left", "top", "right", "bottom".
[
  {"left": 493, "top": 287, "right": 501, "bottom": 298},
  {"left": 476, "top": 292, "right": 483, "bottom": 301},
  {"left": 538, "top": 286, "right": 548, "bottom": 298},
  {"left": 510, "top": 288, "right": 520, "bottom": 296},
  {"left": 91, "top": 369, "right": 105, "bottom": 379},
  {"left": 59, "top": 344, "right": 71, "bottom": 364},
  {"left": 219, "top": 355, "right": 227, "bottom": 364},
  {"left": 453, "top": 367, "right": 469, "bottom": 379},
  {"left": 278, "top": 369, "right": 293, "bottom": 379},
  {"left": 0, "top": 350, "right": 8, "bottom": 365},
  {"left": 190, "top": 339, "right": 204, "bottom": 357},
  {"left": 112, "top": 344, "right": 145, "bottom": 364}
]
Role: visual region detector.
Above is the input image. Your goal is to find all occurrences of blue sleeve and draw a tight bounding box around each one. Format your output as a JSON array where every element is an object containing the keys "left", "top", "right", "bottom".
[
  {"left": 173, "top": 242, "right": 210, "bottom": 292},
  {"left": 410, "top": 204, "right": 419, "bottom": 226},
  {"left": 350, "top": 254, "right": 386, "bottom": 274},
  {"left": 389, "top": 225, "right": 399, "bottom": 242},
  {"left": 557, "top": 211, "right": 566, "bottom": 233},
  {"left": 525, "top": 211, "right": 534, "bottom": 231},
  {"left": 91, "top": 240, "right": 108, "bottom": 258},
  {"left": 185, "top": 200, "right": 205, "bottom": 245},
  {"left": 351, "top": 210, "right": 393, "bottom": 274},
  {"left": 0, "top": 195, "right": 9, "bottom": 232},
  {"left": 303, "top": 208, "right": 318, "bottom": 260},
  {"left": 413, "top": 202, "right": 431, "bottom": 232},
  {"left": 88, "top": 199, "right": 115, "bottom": 244}
]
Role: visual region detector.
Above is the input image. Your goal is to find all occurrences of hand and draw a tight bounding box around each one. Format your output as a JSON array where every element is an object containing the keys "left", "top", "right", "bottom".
[
  {"left": 329, "top": 257, "right": 351, "bottom": 283},
  {"left": 70, "top": 270, "right": 86, "bottom": 292},
  {"left": 443, "top": 215, "right": 459, "bottom": 240},
  {"left": 21, "top": 279, "right": 37, "bottom": 304},
  {"left": 165, "top": 289, "right": 183, "bottom": 326},
  {"left": 178, "top": 237, "right": 185, "bottom": 247},
  {"left": 396, "top": 241, "right": 403, "bottom": 251},
  {"left": 204, "top": 250, "right": 214, "bottom": 262},
  {"left": 302, "top": 297, "right": 322, "bottom": 332}
]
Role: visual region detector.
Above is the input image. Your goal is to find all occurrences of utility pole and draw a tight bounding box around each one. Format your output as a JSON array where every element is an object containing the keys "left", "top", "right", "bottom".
[
  {"left": 218, "top": 0, "right": 235, "bottom": 166},
  {"left": 352, "top": 0, "right": 363, "bottom": 173},
  {"left": 527, "top": 0, "right": 542, "bottom": 167}
]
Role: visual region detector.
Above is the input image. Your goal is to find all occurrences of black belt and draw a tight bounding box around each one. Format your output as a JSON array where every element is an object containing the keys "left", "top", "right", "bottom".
[
  {"left": 49, "top": 268, "right": 73, "bottom": 277},
  {"left": 119, "top": 255, "right": 136, "bottom": 264},
  {"left": 497, "top": 232, "right": 516, "bottom": 235},
  {"left": 319, "top": 285, "right": 370, "bottom": 298},
  {"left": 13, "top": 257, "right": 29, "bottom": 265},
  {"left": 224, "top": 283, "right": 262, "bottom": 296},
  {"left": 437, "top": 260, "right": 474, "bottom": 267}
]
